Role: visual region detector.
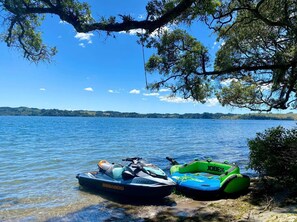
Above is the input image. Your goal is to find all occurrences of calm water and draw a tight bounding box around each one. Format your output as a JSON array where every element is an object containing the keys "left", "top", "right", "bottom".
[{"left": 0, "top": 116, "right": 296, "bottom": 221}]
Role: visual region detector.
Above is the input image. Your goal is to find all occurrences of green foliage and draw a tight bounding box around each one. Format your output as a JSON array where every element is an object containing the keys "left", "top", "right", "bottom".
[
  {"left": 248, "top": 126, "right": 297, "bottom": 186},
  {"left": 0, "top": 0, "right": 93, "bottom": 62},
  {"left": 143, "top": 0, "right": 297, "bottom": 112},
  {"left": 1, "top": 1, "right": 56, "bottom": 62},
  {"left": 146, "top": 29, "right": 212, "bottom": 102},
  {"left": 214, "top": 0, "right": 297, "bottom": 111},
  {"left": 217, "top": 80, "right": 260, "bottom": 109}
]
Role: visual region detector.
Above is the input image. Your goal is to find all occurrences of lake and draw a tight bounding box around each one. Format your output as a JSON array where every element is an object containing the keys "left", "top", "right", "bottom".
[{"left": 0, "top": 116, "right": 296, "bottom": 221}]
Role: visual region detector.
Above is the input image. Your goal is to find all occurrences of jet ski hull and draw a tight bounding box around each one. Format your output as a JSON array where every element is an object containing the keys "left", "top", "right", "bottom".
[{"left": 76, "top": 171, "right": 175, "bottom": 199}]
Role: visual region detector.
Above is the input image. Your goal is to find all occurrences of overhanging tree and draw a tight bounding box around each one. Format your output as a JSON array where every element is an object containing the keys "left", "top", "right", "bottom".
[{"left": 1, "top": 0, "right": 296, "bottom": 111}]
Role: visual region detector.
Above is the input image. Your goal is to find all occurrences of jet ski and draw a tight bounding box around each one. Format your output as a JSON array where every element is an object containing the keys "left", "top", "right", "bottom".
[{"left": 76, "top": 157, "right": 175, "bottom": 199}]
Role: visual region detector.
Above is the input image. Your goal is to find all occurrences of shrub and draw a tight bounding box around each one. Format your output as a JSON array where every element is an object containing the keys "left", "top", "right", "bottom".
[{"left": 248, "top": 126, "right": 297, "bottom": 186}]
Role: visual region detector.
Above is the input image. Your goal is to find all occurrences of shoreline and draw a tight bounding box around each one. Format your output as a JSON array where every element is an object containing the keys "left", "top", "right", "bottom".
[
  {"left": 1, "top": 107, "right": 297, "bottom": 120},
  {"left": 53, "top": 179, "right": 297, "bottom": 221},
  {"left": 5, "top": 179, "right": 295, "bottom": 222}
]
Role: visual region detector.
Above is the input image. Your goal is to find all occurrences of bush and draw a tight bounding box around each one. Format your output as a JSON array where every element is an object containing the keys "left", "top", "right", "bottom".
[{"left": 248, "top": 126, "right": 297, "bottom": 186}]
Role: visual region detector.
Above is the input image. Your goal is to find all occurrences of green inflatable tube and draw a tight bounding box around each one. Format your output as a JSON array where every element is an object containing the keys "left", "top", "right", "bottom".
[{"left": 168, "top": 158, "right": 250, "bottom": 197}]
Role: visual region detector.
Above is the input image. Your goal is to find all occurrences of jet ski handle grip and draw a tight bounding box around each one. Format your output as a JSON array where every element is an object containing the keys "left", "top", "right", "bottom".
[{"left": 122, "top": 157, "right": 142, "bottom": 162}]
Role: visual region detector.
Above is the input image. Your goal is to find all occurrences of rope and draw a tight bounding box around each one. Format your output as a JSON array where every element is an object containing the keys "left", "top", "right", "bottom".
[{"left": 141, "top": 32, "right": 148, "bottom": 89}]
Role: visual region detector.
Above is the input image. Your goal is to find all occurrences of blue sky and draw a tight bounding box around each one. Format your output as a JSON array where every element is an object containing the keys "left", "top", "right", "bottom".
[{"left": 0, "top": 1, "right": 289, "bottom": 114}]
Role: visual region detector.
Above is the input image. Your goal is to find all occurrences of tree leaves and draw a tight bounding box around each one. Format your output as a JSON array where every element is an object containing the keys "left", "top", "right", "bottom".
[
  {"left": 212, "top": 0, "right": 297, "bottom": 111},
  {"left": 145, "top": 29, "right": 212, "bottom": 102}
]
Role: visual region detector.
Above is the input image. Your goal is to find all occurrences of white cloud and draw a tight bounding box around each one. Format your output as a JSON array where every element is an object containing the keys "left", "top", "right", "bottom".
[
  {"left": 150, "top": 26, "right": 171, "bottom": 37},
  {"left": 129, "top": 89, "right": 141, "bottom": 94},
  {"left": 143, "top": 92, "right": 159, "bottom": 97},
  {"left": 40, "top": 88, "right": 46, "bottom": 91},
  {"left": 108, "top": 89, "right": 120, "bottom": 94},
  {"left": 79, "top": 43, "right": 85, "bottom": 48},
  {"left": 220, "top": 78, "right": 238, "bottom": 86},
  {"left": 159, "top": 88, "right": 171, "bottom": 92},
  {"left": 158, "top": 95, "right": 219, "bottom": 106},
  {"left": 138, "top": 14, "right": 145, "bottom": 19},
  {"left": 119, "top": 25, "right": 171, "bottom": 37},
  {"left": 213, "top": 40, "right": 226, "bottom": 49},
  {"left": 119, "top": 29, "right": 143, "bottom": 35},
  {"left": 84, "top": 87, "right": 94, "bottom": 92},
  {"left": 59, "top": 20, "right": 69, "bottom": 25},
  {"left": 260, "top": 83, "right": 273, "bottom": 92},
  {"left": 206, "top": 98, "right": 219, "bottom": 107},
  {"left": 159, "top": 95, "right": 193, "bottom": 104},
  {"left": 75, "top": 32, "right": 94, "bottom": 44}
]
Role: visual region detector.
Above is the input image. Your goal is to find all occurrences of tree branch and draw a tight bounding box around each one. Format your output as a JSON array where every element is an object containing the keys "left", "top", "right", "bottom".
[
  {"left": 4, "top": 0, "right": 196, "bottom": 33},
  {"left": 196, "top": 63, "right": 295, "bottom": 76}
]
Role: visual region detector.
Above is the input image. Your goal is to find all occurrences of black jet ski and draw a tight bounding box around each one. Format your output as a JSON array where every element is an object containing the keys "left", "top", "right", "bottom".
[{"left": 76, "top": 157, "right": 175, "bottom": 199}]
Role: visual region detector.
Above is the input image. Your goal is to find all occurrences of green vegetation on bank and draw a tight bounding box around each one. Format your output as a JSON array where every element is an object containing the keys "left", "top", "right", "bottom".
[
  {"left": 248, "top": 126, "right": 297, "bottom": 186},
  {"left": 0, "top": 107, "right": 296, "bottom": 120}
]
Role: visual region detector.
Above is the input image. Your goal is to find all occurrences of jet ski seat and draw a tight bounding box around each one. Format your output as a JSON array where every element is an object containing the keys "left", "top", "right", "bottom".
[{"left": 98, "top": 160, "right": 124, "bottom": 179}]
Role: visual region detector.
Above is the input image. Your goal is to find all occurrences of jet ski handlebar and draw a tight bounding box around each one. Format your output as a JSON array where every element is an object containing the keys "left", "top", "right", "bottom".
[
  {"left": 122, "top": 157, "right": 168, "bottom": 180},
  {"left": 166, "top": 156, "right": 179, "bottom": 165},
  {"left": 122, "top": 157, "right": 143, "bottom": 164},
  {"left": 122, "top": 157, "right": 147, "bottom": 171}
]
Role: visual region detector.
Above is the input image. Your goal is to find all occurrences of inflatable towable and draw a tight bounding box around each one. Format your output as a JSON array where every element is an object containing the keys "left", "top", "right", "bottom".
[{"left": 166, "top": 157, "right": 250, "bottom": 198}]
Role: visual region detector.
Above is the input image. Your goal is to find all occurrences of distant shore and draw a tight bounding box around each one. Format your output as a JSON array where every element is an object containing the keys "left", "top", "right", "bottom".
[{"left": 0, "top": 106, "right": 297, "bottom": 120}]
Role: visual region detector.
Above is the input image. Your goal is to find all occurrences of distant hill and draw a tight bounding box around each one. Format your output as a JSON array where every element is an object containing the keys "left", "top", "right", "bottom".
[{"left": 0, "top": 107, "right": 296, "bottom": 120}]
